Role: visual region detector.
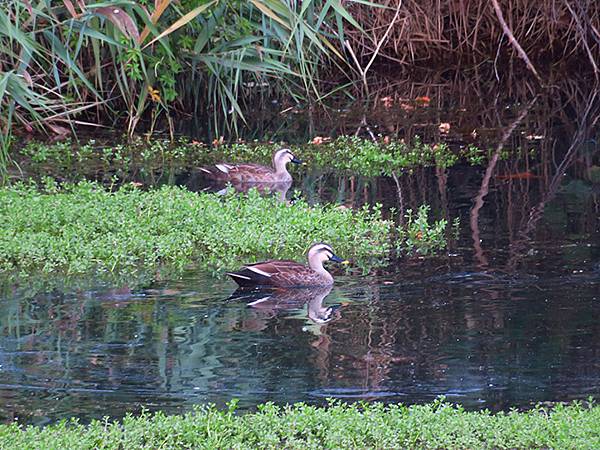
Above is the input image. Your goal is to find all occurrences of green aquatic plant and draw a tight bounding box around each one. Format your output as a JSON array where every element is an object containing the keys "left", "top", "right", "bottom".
[
  {"left": 396, "top": 204, "right": 450, "bottom": 256},
  {"left": 459, "top": 143, "right": 511, "bottom": 166},
  {"left": 0, "top": 399, "right": 597, "bottom": 449},
  {"left": 0, "top": 181, "right": 393, "bottom": 276},
  {"left": 304, "top": 136, "right": 458, "bottom": 176},
  {"left": 13, "top": 136, "right": 482, "bottom": 181}
]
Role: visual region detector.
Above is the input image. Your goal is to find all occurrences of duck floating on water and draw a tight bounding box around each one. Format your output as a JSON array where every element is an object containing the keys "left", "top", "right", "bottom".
[
  {"left": 199, "top": 148, "right": 302, "bottom": 183},
  {"left": 227, "top": 243, "right": 348, "bottom": 288}
]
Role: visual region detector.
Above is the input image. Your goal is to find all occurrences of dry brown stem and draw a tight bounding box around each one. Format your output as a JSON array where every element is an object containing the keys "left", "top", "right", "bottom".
[
  {"left": 490, "top": 0, "right": 541, "bottom": 82},
  {"left": 343, "top": 0, "right": 600, "bottom": 72}
]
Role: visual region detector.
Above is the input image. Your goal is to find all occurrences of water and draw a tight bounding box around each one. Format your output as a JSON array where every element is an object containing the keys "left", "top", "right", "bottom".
[
  {"left": 1, "top": 275, "right": 598, "bottom": 424},
  {"left": 1, "top": 74, "right": 599, "bottom": 425},
  {"left": 1, "top": 170, "right": 598, "bottom": 425}
]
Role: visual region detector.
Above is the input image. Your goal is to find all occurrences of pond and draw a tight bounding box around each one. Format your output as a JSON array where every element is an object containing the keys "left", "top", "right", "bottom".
[{"left": 1, "top": 74, "right": 599, "bottom": 425}]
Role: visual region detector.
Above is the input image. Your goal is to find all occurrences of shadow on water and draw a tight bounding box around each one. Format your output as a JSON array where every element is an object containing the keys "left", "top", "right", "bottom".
[{"left": 1, "top": 71, "right": 599, "bottom": 425}]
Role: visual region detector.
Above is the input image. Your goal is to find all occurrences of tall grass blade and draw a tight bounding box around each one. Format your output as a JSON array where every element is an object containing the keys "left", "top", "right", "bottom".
[{"left": 144, "top": 0, "right": 218, "bottom": 48}]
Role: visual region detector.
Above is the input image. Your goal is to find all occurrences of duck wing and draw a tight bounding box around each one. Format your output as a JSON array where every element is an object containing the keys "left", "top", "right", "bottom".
[
  {"left": 227, "top": 260, "right": 321, "bottom": 288},
  {"left": 199, "top": 163, "right": 276, "bottom": 182}
]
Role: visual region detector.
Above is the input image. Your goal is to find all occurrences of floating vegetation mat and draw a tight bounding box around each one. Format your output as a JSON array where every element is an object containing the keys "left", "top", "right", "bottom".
[
  {"left": 12, "top": 136, "right": 503, "bottom": 182},
  {"left": 0, "top": 181, "right": 397, "bottom": 276}
]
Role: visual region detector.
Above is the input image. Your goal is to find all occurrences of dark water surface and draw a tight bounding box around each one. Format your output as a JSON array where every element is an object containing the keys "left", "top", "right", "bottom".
[{"left": 1, "top": 74, "right": 600, "bottom": 425}]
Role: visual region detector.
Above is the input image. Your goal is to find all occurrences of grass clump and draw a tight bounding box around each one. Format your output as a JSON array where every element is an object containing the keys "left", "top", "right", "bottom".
[
  {"left": 306, "top": 136, "right": 460, "bottom": 174},
  {"left": 397, "top": 205, "right": 455, "bottom": 256},
  {"left": 0, "top": 181, "right": 392, "bottom": 276},
  {"left": 0, "top": 400, "right": 598, "bottom": 449}
]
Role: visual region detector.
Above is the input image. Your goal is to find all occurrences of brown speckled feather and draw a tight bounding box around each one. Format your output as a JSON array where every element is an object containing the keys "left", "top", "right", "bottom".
[
  {"left": 227, "top": 260, "right": 329, "bottom": 288},
  {"left": 200, "top": 163, "right": 286, "bottom": 183}
]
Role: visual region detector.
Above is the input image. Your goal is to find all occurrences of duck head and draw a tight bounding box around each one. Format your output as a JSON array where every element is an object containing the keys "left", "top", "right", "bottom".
[
  {"left": 307, "top": 243, "right": 348, "bottom": 273},
  {"left": 273, "top": 148, "right": 303, "bottom": 174}
]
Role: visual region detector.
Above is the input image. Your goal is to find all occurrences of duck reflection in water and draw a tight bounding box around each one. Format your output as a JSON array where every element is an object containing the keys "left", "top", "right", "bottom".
[{"left": 230, "top": 285, "right": 340, "bottom": 327}]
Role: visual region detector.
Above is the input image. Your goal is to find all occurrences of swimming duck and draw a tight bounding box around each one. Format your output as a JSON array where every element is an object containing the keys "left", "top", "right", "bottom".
[
  {"left": 227, "top": 243, "right": 348, "bottom": 288},
  {"left": 199, "top": 148, "right": 302, "bottom": 183}
]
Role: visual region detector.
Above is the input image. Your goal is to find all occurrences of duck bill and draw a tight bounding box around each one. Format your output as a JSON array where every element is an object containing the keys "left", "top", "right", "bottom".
[
  {"left": 291, "top": 157, "right": 303, "bottom": 164},
  {"left": 330, "top": 254, "right": 349, "bottom": 264}
]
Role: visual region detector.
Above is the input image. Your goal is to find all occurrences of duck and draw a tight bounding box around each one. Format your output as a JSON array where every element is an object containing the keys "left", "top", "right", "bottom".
[
  {"left": 199, "top": 148, "right": 302, "bottom": 183},
  {"left": 227, "top": 243, "right": 348, "bottom": 288}
]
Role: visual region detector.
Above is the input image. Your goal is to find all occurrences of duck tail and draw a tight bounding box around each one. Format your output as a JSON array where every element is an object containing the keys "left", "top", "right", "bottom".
[{"left": 226, "top": 271, "right": 254, "bottom": 287}]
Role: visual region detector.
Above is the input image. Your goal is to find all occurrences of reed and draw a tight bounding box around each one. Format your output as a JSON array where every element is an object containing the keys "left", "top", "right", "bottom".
[
  {"left": 2, "top": 1, "right": 599, "bottom": 179},
  {"left": 0, "top": 0, "right": 359, "bottom": 178}
]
